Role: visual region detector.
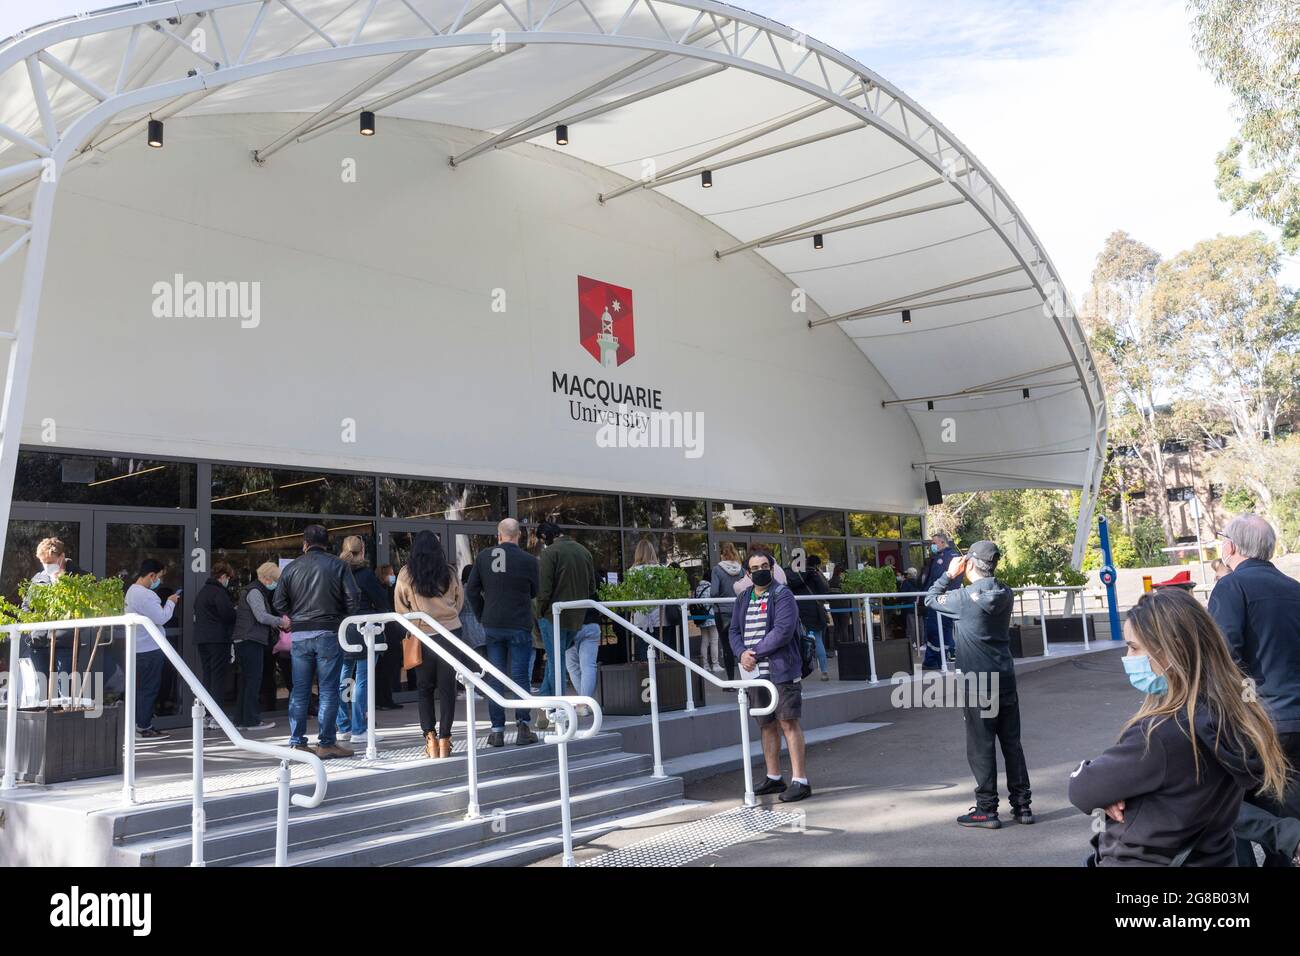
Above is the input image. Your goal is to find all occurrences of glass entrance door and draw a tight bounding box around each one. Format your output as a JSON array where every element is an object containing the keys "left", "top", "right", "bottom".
[
  {"left": 1, "top": 506, "right": 91, "bottom": 604},
  {"left": 378, "top": 520, "right": 447, "bottom": 576},
  {"left": 94, "top": 512, "right": 196, "bottom": 725}
]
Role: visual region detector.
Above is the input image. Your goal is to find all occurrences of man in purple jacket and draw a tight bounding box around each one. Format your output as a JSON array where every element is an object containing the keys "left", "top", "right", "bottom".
[{"left": 730, "top": 548, "right": 810, "bottom": 802}]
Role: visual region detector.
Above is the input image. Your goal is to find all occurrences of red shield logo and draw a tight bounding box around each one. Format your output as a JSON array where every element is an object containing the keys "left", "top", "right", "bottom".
[{"left": 578, "top": 275, "right": 635, "bottom": 367}]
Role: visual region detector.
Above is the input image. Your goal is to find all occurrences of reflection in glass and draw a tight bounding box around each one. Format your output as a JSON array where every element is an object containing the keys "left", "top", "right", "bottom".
[
  {"left": 15, "top": 451, "right": 194, "bottom": 509},
  {"left": 849, "top": 512, "right": 901, "bottom": 539},
  {"left": 901, "top": 515, "right": 924, "bottom": 539},
  {"left": 211, "top": 465, "right": 374, "bottom": 516},
  {"left": 622, "top": 496, "right": 707, "bottom": 530},
  {"left": 380, "top": 478, "right": 505, "bottom": 522},
  {"left": 516, "top": 488, "right": 618, "bottom": 527},
  {"left": 622, "top": 531, "right": 708, "bottom": 572},
  {"left": 212, "top": 516, "right": 374, "bottom": 585},
  {"left": 710, "top": 502, "right": 783, "bottom": 533},
  {"left": 0, "top": 519, "right": 80, "bottom": 603},
  {"left": 788, "top": 537, "right": 847, "bottom": 576},
  {"left": 783, "top": 508, "right": 846, "bottom": 537}
]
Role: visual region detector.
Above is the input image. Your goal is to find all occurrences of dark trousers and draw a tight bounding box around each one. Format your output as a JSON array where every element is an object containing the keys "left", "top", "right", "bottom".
[
  {"left": 375, "top": 642, "right": 403, "bottom": 707},
  {"left": 1242, "top": 731, "right": 1300, "bottom": 866},
  {"left": 717, "top": 616, "right": 737, "bottom": 681},
  {"left": 197, "top": 643, "right": 232, "bottom": 708},
  {"left": 234, "top": 640, "right": 265, "bottom": 727},
  {"left": 416, "top": 629, "right": 460, "bottom": 739},
  {"left": 964, "top": 676, "right": 1031, "bottom": 813},
  {"left": 135, "top": 649, "right": 165, "bottom": 730},
  {"left": 259, "top": 643, "right": 279, "bottom": 712}
]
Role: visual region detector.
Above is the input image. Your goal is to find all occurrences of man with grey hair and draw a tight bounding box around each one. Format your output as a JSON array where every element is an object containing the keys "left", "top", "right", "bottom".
[
  {"left": 1209, "top": 512, "right": 1300, "bottom": 865},
  {"left": 466, "top": 517, "right": 540, "bottom": 747},
  {"left": 919, "top": 531, "right": 961, "bottom": 668}
]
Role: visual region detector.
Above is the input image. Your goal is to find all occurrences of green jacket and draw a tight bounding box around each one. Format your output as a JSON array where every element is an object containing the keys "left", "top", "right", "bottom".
[{"left": 536, "top": 537, "right": 597, "bottom": 630}]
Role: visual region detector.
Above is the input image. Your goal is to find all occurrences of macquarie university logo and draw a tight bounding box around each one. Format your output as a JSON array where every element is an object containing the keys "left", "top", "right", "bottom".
[{"left": 578, "top": 275, "right": 635, "bottom": 368}]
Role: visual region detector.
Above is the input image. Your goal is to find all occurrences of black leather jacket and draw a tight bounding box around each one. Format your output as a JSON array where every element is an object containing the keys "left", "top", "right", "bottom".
[{"left": 272, "top": 547, "right": 361, "bottom": 633}]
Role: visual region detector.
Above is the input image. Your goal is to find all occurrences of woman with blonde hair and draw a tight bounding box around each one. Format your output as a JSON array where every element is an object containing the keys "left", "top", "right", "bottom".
[
  {"left": 335, "top": 535, "right": 388, "bottom": 742},
  {"left": 1069, "top": 588, "right": 1289, "bottom": 866},
  {"left": 231, "top": 562, "right": 286, "bottom": 731},
  {"left": 627, "top": 537, "right": 661, "bottom": 661}
]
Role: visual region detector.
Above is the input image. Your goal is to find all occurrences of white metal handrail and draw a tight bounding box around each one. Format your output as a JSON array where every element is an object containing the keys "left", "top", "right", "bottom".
[
  {"left": 2, "top": 612, "right": 327, "bottom": 867},
  {"left": 551, "top": 599, "right": 778, "bottom": 813},
  {"left": 337, "top": 610, "right": 601, "bottom": 863}
]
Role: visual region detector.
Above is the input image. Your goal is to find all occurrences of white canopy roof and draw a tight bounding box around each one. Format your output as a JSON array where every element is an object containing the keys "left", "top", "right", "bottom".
[{"left": 0, "top": 0, "right": 1106, "bottom": 537}]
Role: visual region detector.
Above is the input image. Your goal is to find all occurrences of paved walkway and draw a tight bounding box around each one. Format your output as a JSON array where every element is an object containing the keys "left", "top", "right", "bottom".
[{"left": 534, "top": 645, "right": 1132, "bottom": 866}]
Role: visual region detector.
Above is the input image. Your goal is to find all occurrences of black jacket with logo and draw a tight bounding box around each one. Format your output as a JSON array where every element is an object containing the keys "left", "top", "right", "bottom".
[
  {"left": 923, "top": 572, "right": 1014, "bottom": 673},
  {"left": 272, "top": 546, "right": 361, "bottom": 634}
]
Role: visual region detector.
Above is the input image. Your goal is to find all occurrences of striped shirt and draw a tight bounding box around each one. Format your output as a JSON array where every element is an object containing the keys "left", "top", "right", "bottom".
[{"left": 742, "top": 590, "right": 771, "bottom": 677}]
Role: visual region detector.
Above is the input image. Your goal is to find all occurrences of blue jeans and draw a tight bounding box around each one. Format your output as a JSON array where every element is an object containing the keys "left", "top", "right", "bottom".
[
  {"left": 537, "top": 618, "right": 576, "bottom": 698},
  {"left": 922, "top": 610, "right": 956, "bottom": 668},
  {"left": 483, "top": 627, "right": 533, "bottom": 731},
  {"left": 807, "top": 628, "right": 828, "bottom": 674},
  {"left": 289, "top": 632, "right": 344, "bottom": 747},
  {"left": 336, "top": 657, "right": 368, "bottom": 736},
  {"left": 135, "top": 649, "right": 164, "bottom": 730},
  {"left": 564, "top": 623, "right": 601, "bottom": 698}
]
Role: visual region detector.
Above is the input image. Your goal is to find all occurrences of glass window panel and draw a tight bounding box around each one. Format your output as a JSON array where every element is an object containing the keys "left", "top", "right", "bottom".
[
  {"left": 1, "top": 519, "right": 82, "bottom": 604},
  {"left": 14, "top": 451, "right": 195, "bottom": 509},
  {"left": 622, "top": 496, "right": 706, "bottom": 530},
  {"left": 901, "top": 515, "right": 923, "bottom": 539},
  {"left": 710, "top": 502, "right": 783, "bottom": 533},
  {"left": 848, "top": 511, "right": 901, "bottom": 539},
  {"left": 515, "top": 488, "right": 618, "bottom": 527},
  {"left": 876, "top": 541, "right": 903, "bottom": 571},
  {"left": 211, "top": 465, "right": 374, "bottom": 516},
  {"left": 906, "top": 543, "right": 927, "bottom": 578},
  {"left": 783, "top": 508, "right": 845, "bottom": 537},
  {"left": 522, "top": 528, "right": 623, "bottom": 582},
  {"left": 380, "top": 478, "right": 505, "bottom": 522},
  {"left": 623, "top": 531, "right": 709, "bottom": 574},
  {"left": 212, "top": 516, "right": 374, "bottom": 586},
  {"left": 788, "top": 538, "right": 848, "bottom": 577},
  {"left": 852, "top": 541, "right": 878, "bottom": 569}
]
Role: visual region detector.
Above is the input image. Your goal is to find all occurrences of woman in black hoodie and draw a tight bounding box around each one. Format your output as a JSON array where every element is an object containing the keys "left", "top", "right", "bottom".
[{"left": 1069, "top": 588, "right": 1289, "bottom": 866}]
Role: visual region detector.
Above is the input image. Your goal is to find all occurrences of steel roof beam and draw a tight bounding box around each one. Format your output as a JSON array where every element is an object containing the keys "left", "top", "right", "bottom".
[
  {"left": 882, "top": 379, "right": 1078, "bottom": 407},
  {"left": 760, "top": 197, "right": 964, "bottom": 249},
  {"left": 808, "top": 265, "right": 1026, "bottom": 327}
]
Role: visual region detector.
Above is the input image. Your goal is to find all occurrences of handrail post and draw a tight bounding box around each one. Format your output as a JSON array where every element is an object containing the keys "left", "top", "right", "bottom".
[
  {"left": 2, "top": 625, "right": 19, "bottom": 790},
  {"left": 738, "top": 687, "right": 756, "bottom": 807},
  {"left": 551, "top": 606, "right": 575, "bottom": 868},
  {"left": 364, "top": 623, "right": 378, "bottom": 760},
  {"left": 646, "top": 641, "right": 664, "bottom": 778},
  {"left": 191, "top": 697, "right": 206, "bottom": 867},
  {"left": 863, "top": 598, "right": 879, "bottom": 683},
  {"left": 681, "top": 602, "right": 695, "bottom": 712},
  {"left": 912, "top": 598, "right": 921, "bottom": 656},
  {"left": 1037, "top": 587, "right": 1049, "bottom": 656},
  {"left": 462, "top": 673, "right": 481, "bottom": 820},
  {"left": 1079, "top": 588, "right": 1089, "bottom": 649},
  {"left": 122, "top": 621, "right": 136, "bottom": 804},
  {"left": 275, "top": 760, "right": 290, "bottom": 867}
]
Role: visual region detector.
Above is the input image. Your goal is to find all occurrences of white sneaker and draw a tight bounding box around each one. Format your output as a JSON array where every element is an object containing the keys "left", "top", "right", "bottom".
[
  {"left": 203, "top": 716, "right": 218, "bottom": 730},
  {"left": 247, "top": 720, "right": 275, "bottom": 731},
  {"left": 337, "top": 732, "right": 352, "bottom": 742}
]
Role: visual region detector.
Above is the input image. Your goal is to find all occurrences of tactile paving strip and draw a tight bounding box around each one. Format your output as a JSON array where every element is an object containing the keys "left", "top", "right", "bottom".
[
  {"left": 132, "top": 728, "right": 523, "bottom": 804},
  {"left": 580, "top": 805, "right": 802, "bottom": 867}
]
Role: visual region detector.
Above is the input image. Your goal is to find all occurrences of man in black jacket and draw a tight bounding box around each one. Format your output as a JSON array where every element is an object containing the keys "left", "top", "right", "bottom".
[
  {"left": 193, "top": 562, "right": 237, "bottom": 729},
  {"left": 273, "top": 525, "right": 361, "bottom": 758},
  {"left": 920, "top": 532, "right": 961, "bottom": 668},
  {"left": 925, "top": 540, "right": 1033, "bottom": 829},
  {"left": 1209, "top": 513, "right": 1300, "bottom": 864},
  {"left": 466, "top": 518, "right": 540, "bottom": 747}
]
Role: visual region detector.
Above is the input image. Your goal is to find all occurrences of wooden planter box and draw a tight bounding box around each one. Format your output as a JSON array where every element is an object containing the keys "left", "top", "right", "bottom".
[
  {"left": 0, "top": 701, "right": 124, "bottom": 785},
  {"left": 1008, "top": 623, "right": 1045, "bottom": 658},
  {"left": 597, "top": 661, "right": 706, "bottom": 716}
]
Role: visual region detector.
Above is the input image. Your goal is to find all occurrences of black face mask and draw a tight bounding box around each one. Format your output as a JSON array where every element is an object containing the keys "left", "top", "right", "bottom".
[{"left": 750, "top": 568, "right": 773, "bottom": 587}]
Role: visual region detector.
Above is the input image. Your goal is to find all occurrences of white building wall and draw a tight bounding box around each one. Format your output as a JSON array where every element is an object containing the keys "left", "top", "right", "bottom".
[{"left": 3, "top": 114, "right": 925, "bottom": 513}]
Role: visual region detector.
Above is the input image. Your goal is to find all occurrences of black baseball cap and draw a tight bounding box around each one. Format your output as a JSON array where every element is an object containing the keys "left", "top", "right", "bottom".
[{"left": 967, "top": 540, "right": 1000, "bottom": 564}]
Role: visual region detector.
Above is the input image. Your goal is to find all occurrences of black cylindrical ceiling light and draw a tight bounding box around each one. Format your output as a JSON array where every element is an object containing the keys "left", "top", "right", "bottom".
[
  {"left": 813, "top": 233, "right": 824, "bottom": 250},
  {"left": 701, "top": 169, "right": 712, "bottom": 188},
  {"left": 901, "top": 309, "right": 912, "bottom": 325},
  {"left": 147, "top": 118, "right": 164, "bottom": 148},
  {"left": 1022, "top": 388, "right": 1030, "bottom": 399},
  {"left": 555, "top": 124, "right": 569, "bottom": 145},
  {"left": 359, "top": 110, "right": 376, "bottom": 136},
  {"left": 927, "top": 400, "right": 935, "bottom": 411}
]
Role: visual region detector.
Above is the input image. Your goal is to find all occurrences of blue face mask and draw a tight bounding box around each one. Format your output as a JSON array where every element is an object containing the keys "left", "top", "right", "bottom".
[
  {"left": 149, "top": 578, "right": 161, "bottom": 590},
  {"left": 387, "top": 575, "right": 396, "bottom": 586},
  {"left": 1122, "top": 654, "right": 1168, "bottom": 695},
  {"left": 930, "top": 544, "right": 940, "bottom": 554},
  {"left": 266, "top": 582, "right": 277, "bottom": 591}
]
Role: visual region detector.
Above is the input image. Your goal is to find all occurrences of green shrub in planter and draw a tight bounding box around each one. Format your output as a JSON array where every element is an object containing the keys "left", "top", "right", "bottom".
[
  {"left": 599, "top": 565, "right": 689, "bottom": 650},
  {"left": 840, "top": 566, "right": 897, "bottom": 596}
]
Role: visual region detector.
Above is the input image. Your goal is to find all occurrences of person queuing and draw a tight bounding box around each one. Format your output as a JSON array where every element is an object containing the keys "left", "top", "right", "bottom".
[
  {"left": 466, "top": 518, "right": 540, "bottom": 748},
  {"left": 919, "top": 532, "right": 961, "bottom": 669},
  {"left": 534, "top": 520, "right": 597, "bottom": 730},
  {"left": 193, "top": 561, "right": 237, "bottom": 731},
  {"left": 26, "top": 537, "right": 84, "bottom": 697},
  {"left": 786, "top": 553, "right": 833, "bottom": 682},
  {"left": 691, "top": 570, "right": 724, "bottom": 673},
  {"left": 709, "top": 542, "right": 745, "bottom": 679},
  {"left": 273, "top": 525, "right": 361, "bottom": 759},
  {"left": 124, "top": 558, "right": 181, "bottom": 738},
  {"left": 393, "top": 530, "right": 464, "bottom": 759},
  {"left": 1208, "top": 513, "right": 1300, "bottom": 865},
  {"left": 373, "top": 563, "right": 405, "bottom": 710},
  {"left": 231, "top": 562, "right": 285, "bottom": 732},
  {"left": 1068, "top": 588, "right": 1287, "bottom": 866},
  {"left": 731, "top": 547, "right": 811, "bottom": 803},
  {"left": 336, "top": 535, "right": 389, "bottom": 743},
  {"left": 925, "top": 541, "right": 1033, "bottom": 828}
]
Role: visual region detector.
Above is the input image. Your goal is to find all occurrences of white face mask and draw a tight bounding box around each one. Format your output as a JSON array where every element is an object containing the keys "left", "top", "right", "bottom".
[{"left": 41, "top": 562, "right": 61, "bottom": 575}]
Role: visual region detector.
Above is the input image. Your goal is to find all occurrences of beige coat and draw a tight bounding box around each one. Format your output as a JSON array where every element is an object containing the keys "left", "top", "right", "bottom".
[{"left": 394, "top": 565, "right": 463, "bottom": 634}]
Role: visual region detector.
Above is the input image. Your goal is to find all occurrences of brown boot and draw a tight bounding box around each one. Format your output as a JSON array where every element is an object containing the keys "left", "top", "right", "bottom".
[
  {"left": 424, "top": 731, "right": 438, "bottom": 759},
  {"left": 438, "top": 736, "right": 453, "bottom": 759}
]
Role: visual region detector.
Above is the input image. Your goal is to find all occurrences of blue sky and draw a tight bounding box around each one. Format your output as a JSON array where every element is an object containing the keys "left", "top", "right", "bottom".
[{"left": 5, "top": 0, "right": 1295, "bottom": 296}]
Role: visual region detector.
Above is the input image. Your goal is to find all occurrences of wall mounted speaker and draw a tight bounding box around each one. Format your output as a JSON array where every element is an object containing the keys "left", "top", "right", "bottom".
[{"left": 925, "top": 479, "right": 943, "bottom": 506}]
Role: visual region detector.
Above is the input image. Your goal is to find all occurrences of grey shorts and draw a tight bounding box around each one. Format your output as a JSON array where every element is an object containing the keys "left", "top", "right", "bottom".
[{"left": 748, "top": 680, "right": 802, "bottom": 725}]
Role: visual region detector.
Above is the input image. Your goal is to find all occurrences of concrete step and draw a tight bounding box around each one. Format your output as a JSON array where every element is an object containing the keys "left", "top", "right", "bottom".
[
  {"left": 278, "top": 774, "right": 686, "bottom": 867},
  {"left": 114, "top": 732, "right": 624, "bottom": 844},
  {"left": 121, "top": 750, "right": 655, "bottom": 866}
]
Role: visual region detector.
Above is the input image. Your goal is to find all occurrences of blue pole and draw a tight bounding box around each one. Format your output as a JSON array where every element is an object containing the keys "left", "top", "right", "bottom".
[{"left": 1097, "top": 515, "right": 1123, "bottom": 640}]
